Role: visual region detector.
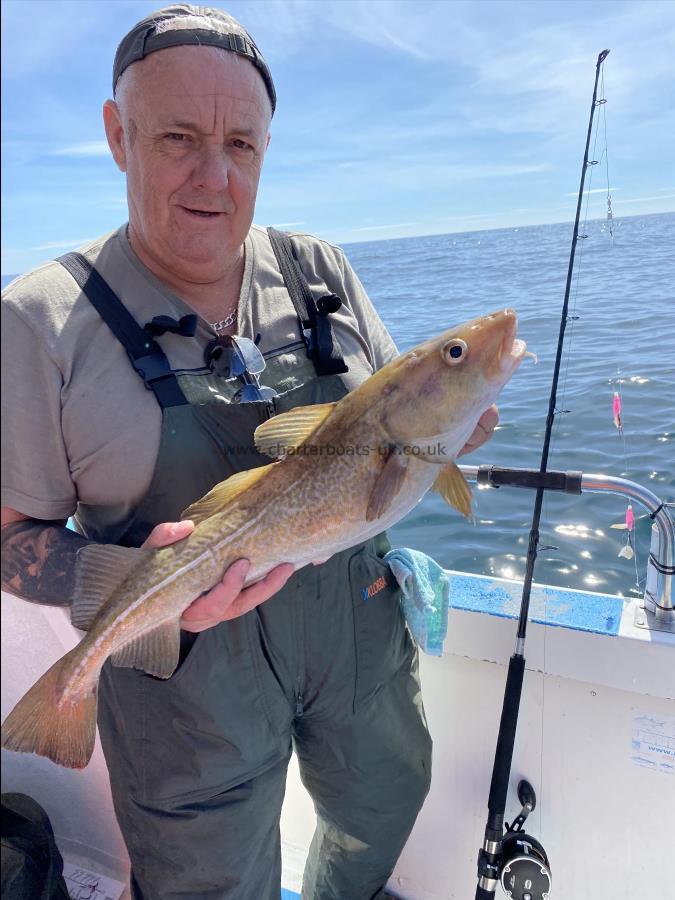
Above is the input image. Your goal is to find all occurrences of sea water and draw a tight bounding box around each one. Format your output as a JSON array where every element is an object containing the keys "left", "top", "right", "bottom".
[
  {"left": 345, "top": 211, "right": 675, "bottom": 598},
  {"left": 2, "top": 212, "right": 673, "bottom": 597}
]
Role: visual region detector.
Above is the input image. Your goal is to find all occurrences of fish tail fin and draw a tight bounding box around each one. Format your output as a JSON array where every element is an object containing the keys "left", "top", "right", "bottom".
[{"left": 1, "top": 647, "right": 97, "bottom": 769}]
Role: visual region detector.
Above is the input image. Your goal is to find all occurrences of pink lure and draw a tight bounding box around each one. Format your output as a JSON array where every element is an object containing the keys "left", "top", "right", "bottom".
[
  {"left": 617, "top": 503, "right": 636, "bottom": 560},
  {"left": 625, "top": 503, "right": 635, "bottom": 532},
  {"left": 612, "top": 391, "right": 623, "bottom": 435}
]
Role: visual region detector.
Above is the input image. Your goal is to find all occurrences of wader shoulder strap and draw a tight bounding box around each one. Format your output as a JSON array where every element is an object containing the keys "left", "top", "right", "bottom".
[
  {"left": 58, "top": 251, "right": 188, "bottom": 409},
  {"left": 267, "top": 228, "right": 348, "bottom": 376}
]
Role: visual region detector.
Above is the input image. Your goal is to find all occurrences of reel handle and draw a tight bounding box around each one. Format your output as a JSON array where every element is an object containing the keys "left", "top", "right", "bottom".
[
  {"left": 509, "top": 779, "right": 537, "bottom": 833},
  {"left": 501, "top": 782, "right": 551, "bottom": 899},
  {"left": 517, "top": 779, "right": 537, "bottom": 810}
]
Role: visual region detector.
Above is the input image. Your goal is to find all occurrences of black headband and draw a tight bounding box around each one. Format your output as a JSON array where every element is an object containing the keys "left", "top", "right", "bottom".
[{"left": 113, "top": 5, "right": 276, "bottom": 114}]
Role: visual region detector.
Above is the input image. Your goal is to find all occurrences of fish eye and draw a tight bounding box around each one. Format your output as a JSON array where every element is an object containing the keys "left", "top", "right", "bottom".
[{"left": 442, "top": 339, "right": 468, "bottom": 366}]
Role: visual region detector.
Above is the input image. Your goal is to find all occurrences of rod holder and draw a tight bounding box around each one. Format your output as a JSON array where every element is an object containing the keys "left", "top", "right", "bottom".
[{"left": 458, "top": 465, "right": 674, "bottom": 630}]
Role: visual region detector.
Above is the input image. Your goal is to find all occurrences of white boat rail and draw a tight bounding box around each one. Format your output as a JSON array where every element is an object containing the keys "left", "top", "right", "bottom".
[{"left": 457, "top": 464, "right": 674, "bottom": 633}]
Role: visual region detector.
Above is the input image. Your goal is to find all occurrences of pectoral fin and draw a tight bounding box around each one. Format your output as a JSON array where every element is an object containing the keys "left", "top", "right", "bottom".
[
  {"left": 110, "top": 619, "right": 181, "bottom": 678},
  {"left": 181, "top": 464, "right": 275, "bottom": 525},
  {"left": 366, "top": 448, "right": 409, "bottom": 522},
  {"left": 432, "top": 461, "right": 473, "bottom": 518},
  {"left": 73, "top": 544, "right": 151, "bottom": 630},
  {"left": 254, "top": 403, "right": 337, "bottom": 458}
]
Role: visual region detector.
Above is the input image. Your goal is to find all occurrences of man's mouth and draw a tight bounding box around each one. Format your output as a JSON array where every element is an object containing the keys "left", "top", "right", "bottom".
[{"left": 180, "top": 206, "right": 224, "bottom": 218}]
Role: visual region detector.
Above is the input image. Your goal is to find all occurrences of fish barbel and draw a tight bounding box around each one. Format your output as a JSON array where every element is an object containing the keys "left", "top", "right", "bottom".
[{"left": 1, "top": 308, "right": 528, "bottom": 768}]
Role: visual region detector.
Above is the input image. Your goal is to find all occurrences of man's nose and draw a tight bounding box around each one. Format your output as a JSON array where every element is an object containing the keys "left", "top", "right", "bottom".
[{"left": 192, "top": 146, "right": 230, "bottom": 192}]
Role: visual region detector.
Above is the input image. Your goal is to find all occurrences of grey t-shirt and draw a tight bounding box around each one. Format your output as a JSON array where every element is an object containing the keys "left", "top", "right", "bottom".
[{"left": 1, "top": 224, "right": 397, "bottom": 535}]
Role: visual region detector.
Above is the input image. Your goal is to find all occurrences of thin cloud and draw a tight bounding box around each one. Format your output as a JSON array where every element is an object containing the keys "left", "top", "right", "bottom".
[
  {"left": 13, "top": 238, "right": 96, "bottom": 252},
  {"left": 352, "top": 222, "right": 417, "bottom": 233},
  {"left": 565, "top": 188, "right": 618, "bottom": 196},
  {"left": 618, "top": 194, "right": 675, "bottom": 204},
  {"left": 304, "top": 1, "right": 435, "bottom": 61},
  {"left": 438, "top": 213, "right": 501, "bottom": 222},
  {"left": 50, "top": 141, "right": 110, "bottom": 158},
  {"left": 378, "top": 25, "right": 431, "bottom": 61}
]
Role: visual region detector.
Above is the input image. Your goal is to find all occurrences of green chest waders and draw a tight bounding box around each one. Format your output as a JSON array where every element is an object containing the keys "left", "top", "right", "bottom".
[{"left": 58, "top": 233, "right": 431, "bottom": 900}]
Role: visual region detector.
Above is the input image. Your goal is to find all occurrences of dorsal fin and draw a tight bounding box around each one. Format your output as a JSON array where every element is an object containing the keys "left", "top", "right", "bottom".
[
  {"left": 181, "top": 465, "right": 275, "bottom": 526},
  {"left": 254, "top": 403, "right": 336, "bottom": 458}
]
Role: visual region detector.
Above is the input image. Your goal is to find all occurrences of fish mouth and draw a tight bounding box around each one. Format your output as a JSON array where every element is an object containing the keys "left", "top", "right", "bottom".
[
  {"left": 506, "top": 337, "right": 528, "bottom": 364},
  {"left": 497, "top": 312, "right": 527, "bottom": 375},
  {"left": 457, "top": 308, "right": 527, "bottom": 378}
]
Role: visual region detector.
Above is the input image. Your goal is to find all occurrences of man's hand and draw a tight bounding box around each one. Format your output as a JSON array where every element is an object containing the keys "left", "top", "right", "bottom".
[
  {"left": 457, "top": 404, "right": 499, "bottom": 457},
  {"left": 142, "top": 520, "right": 295, "bottom": 632}
]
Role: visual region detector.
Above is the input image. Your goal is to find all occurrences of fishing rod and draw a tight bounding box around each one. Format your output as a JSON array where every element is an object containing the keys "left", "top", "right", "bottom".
[{"left": 475, "top": 49, "right": 610, "bottom": 900}]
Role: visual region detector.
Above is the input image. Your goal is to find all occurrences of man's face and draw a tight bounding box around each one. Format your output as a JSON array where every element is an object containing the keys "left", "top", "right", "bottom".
[{"left": 106, "top": 46, "right": 271, "bottom": 282}]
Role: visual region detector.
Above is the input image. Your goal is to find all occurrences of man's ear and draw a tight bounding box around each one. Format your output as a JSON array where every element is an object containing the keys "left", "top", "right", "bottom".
[{"left": 103, "top": 99, "right": 127, "bottom": 173}]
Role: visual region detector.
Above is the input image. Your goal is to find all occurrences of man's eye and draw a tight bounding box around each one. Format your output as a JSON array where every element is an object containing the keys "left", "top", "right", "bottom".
[
  {"left": 232, "top": 139, "right": 253, "bottom": 151},
  {"left": 166, "top": 133, "right": 189, "bottom": 142}
]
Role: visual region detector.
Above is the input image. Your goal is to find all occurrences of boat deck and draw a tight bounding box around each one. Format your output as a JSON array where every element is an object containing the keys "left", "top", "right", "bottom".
[{"left": 2, "top": 570, "right": 673, "bottom": 899}]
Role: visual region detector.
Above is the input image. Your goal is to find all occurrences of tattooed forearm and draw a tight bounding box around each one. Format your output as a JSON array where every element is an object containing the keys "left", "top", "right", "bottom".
[{"left": 1, "top": 520, "right": 90, "bottom": 606}]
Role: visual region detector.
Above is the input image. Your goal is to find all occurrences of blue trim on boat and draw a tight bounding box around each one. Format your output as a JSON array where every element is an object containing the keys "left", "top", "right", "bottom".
[
  {"left": 446, "top": 571, "right": 623, "bottom": 636},
  {"left": 281, "top": 889, "right": 300, "bottom": 899}
]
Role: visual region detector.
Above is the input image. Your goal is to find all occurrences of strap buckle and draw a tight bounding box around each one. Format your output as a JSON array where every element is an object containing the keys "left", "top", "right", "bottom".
[{"left": 131, "top": 352, "right": 174, "bottom": 388}]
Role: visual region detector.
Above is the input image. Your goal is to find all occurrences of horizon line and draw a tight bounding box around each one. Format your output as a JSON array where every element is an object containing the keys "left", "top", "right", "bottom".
[
  {"left": 2, "top": 209, "right": 673, "bottom": 278},
  {"left": 339, "top": 208, "right": 674, "bottom": 247}
]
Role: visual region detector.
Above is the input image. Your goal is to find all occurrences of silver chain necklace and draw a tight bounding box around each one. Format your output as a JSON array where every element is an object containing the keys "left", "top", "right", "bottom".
[{"left": 209, "top": 308, "right": 238, "bottom": 333}]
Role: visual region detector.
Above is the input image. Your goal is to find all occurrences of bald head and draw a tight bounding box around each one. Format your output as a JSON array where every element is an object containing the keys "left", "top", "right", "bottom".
[{"left": 114, "top": 44, "right": 273, "bottom": 133}]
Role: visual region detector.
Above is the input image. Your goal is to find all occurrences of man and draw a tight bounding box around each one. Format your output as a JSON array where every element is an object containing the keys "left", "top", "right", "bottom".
[{"left": 1, "top": 6, "right": 498, "bottom": 898}]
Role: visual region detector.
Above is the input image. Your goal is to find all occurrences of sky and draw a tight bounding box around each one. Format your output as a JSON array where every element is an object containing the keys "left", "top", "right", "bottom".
[{"left": 1, "top": 0, "right": 674, "bottom": 275}]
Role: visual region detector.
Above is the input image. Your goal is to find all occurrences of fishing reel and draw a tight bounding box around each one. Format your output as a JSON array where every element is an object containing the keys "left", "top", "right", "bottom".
[{"left": 499, "top": 780, "right": 552, "bottom": 900}]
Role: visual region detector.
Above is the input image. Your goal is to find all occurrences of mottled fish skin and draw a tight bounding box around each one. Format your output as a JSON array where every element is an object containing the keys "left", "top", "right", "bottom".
[
  {"left": 64, "top": 542, "right": 226, "bottom": 699},
  {"left": 1, "top": 309, "right": 527, "bottom": 768}
]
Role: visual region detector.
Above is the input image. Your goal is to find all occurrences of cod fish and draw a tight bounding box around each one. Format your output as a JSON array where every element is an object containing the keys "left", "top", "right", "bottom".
[{"left": 2, "top": 309, "right": 528, "bottom": 769}]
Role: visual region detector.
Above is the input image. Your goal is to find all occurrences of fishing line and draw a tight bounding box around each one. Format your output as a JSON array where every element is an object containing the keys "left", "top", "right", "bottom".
[
  {"left": 547, "top": 67, "right": 618, "bottom": 600},
  {"left": 541, "top": 92, "right": 604, "bottom": 806},
  {"left": 610, "top": 365, "right": 643, "bottom": 594},
  {"left": 546, "top": 118, "right": 597, "bottom": 523},
  {"left": 546, "top": 82, "right": 604, "bottom": 510},
  {"left": 474, "top": 50, "right": 610, "bottom": 900},
  {"left": 601, "top": 67, "right": 614, "bottom": 239},
  {"left": 597, "top": 65, "right": 643, "bottom": 596},
  {"left": 535, "top": 72, "right": 609, "bottom": 828}
]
